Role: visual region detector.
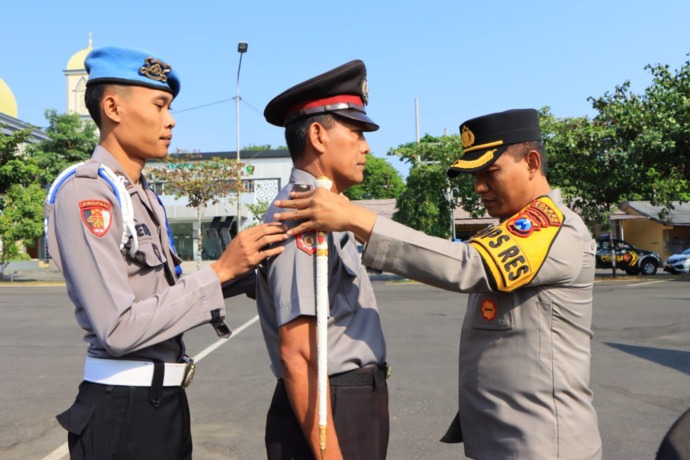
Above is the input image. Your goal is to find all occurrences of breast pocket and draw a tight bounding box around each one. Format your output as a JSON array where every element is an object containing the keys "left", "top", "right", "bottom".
[
  {"left": 127, "top": 236, "right": 167, "bottom": 271},
  {"left": 330, "top": 240, "right": 367, "bottom": 314},
  {"left": 470, "top": 294, "right": 513, "bottom": 331}
]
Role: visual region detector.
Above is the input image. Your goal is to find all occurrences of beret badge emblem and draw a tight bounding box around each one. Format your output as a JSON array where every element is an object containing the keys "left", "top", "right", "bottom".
[{"left": 139, "top": 57, "right": 171, "bottom": 82}]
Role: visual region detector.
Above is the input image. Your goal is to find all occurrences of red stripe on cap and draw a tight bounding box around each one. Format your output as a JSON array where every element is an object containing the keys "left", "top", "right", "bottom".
[{"left": 287, "top": 95, "right": 363, "bottom": 116}]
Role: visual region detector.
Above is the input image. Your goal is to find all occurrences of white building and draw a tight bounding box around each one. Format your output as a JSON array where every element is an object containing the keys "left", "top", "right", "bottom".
[{"left": 146, "top": 150, "right": 292, "bottom": 261}]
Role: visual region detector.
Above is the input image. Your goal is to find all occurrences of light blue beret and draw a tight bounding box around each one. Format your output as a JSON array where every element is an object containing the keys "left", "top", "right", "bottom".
[{"left": 85, "top": 46, "right": 180, "bottom": 98}]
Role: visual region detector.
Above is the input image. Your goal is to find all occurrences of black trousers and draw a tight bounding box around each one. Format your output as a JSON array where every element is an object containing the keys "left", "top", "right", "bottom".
[
  {"left": 265, "top": 377, "right": 389, "bottom": 460},
  {"left": 56, "top": 381, "right": 192, "bottom": 460}
]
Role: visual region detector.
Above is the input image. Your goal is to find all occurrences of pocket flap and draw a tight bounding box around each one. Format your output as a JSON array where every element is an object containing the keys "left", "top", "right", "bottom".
[{"left": 56, "top": 401, "right": 94, "bottom": 435}]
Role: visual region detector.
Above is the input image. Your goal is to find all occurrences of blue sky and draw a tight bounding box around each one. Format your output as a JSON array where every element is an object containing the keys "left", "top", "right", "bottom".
[{"left": 2, "top": 0, "right": 689, "bottom": 177}]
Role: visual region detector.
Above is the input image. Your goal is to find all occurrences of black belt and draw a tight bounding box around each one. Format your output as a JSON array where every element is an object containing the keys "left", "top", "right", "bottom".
[{"left": 329, "top": 363, "right": 390, "bottom": 386}]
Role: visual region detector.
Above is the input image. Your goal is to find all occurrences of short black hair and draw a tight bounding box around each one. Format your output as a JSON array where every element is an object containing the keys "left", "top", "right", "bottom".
[
  {"left": 284, "top": 114, "right": 335, "bottom": 162},
  {"left": 509, "top": 141, "right": 548, "bottom": 176},
  {"left": 84, "top": 84, "right": 107, "bottom": 128}
]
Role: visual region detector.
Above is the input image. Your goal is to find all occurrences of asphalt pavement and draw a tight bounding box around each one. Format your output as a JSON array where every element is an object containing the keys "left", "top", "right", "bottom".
[{"left": 1, "top": 266, "right": 688, "bottom": 459}]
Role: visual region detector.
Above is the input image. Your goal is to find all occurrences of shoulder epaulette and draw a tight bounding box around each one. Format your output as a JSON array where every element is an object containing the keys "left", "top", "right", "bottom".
[{"left": 45, "top": 162, "right": 139, "bottom": 256}]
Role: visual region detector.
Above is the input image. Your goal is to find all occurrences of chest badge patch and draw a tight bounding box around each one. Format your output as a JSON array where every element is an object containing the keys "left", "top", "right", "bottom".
[
  {"left": 480, "top": 299, "right": 497, "bottom": 321},
  {"left": 296, "top": 232, "right": 317, "bottom": 255},
  {"left": 79, "top": 200, "right": 112, "bottom": 237}
]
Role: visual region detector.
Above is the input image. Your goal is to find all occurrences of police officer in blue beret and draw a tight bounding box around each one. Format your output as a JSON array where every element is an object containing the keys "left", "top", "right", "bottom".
[{"left": 45, "top": 46, "right": 287, "bottom": 459}]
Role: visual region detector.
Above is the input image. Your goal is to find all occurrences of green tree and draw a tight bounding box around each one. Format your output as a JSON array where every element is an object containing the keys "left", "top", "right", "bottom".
[
  {"left": 344, "top": 154, "right": 405, "bottom": 200},
  {"left": 0, "top": 184, "right": 45, "bottom": 277},
  {"left": 588, "top": 57, "right": 690, "bottom": 209},
  {"left": 0, "top": 128, "right": 37, "bottom": 192},
  {"left": 388, "top": 134, "right": 480, "bottom": 238},
  {"left": 540, "top": 108, "right": 640, "bottom": 234},
  {"left": 25, "top": 109, "right": 97, "bottom": 186},
  {"left": 242, "top": 143, "right": 287, "bottom": 151},
  {"left": 246, "top": 199, "right": 271, "bottom": 226},
  {"left": 147, "top": 152, "right": 243, "bottom": 266}
]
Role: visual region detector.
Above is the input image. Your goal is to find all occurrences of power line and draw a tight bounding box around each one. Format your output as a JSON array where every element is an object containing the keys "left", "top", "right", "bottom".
[{"left": 174, "top": 97, "right": 262, "bottom": 115}]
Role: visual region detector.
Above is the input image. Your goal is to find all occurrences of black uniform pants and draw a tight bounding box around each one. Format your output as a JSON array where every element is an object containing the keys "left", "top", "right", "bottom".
[
  {"left": 56, "top": 381, "right": 192, "bottom": 460},
  {"left": 265, "top": 376, "right": 389, "bottom": 460}
]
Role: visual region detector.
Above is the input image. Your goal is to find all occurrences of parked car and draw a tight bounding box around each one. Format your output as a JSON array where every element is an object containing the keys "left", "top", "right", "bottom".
[
  {"left": 663, "top": 248, "right": 690, "bottom": 274},
  {"left": 595, "top": 237, "right": 661, "bottom": 275}
]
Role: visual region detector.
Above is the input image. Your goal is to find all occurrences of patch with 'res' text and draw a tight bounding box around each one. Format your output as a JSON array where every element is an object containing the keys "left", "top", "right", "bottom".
[{"left": 469, "top": 196, "right": 564, "bottom": 291}]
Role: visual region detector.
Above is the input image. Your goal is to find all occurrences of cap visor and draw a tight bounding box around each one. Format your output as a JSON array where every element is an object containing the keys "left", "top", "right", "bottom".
[
  {"left": 333, "top": 111, "right": 379, "bottom": 132},
  {"left": 447, "top": 146, "right": 508, "bottom": 177}
]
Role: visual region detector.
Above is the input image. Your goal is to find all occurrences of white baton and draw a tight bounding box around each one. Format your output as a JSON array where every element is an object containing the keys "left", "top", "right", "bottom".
[{"left": 314, "top": 176, "right": 332, "bottom": 459}]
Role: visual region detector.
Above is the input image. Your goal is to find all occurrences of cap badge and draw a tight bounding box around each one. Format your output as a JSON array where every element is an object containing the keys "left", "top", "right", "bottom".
[
  {"left": 361, "top": 77, "right": 369, "bottom": 105},
  {"left": 139, "top": 57, "right": 171, "bottom": 82},
  {"left": 461, "top": 126, "right": 475, "bottom": 149}
]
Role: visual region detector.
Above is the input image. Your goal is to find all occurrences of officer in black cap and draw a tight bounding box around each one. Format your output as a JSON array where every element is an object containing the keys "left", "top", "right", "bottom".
[
  {"left": 257, "top": 60, "right": 390, "bottom": 460},
  {"left": 271, "top": 108, "right": 602, "bottom": 459}
]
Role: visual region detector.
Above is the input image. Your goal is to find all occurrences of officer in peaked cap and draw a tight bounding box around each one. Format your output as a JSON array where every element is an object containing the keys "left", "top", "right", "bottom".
[
  {"left": 270, "top": 106, "right": 603, "bottom": 459},
  {"left": 448, "top": 108, "right": 542, "bottom": 175},
  {"left": 46, "top": 46, "right": 287, "bottom": 459},
  {"left": 264, "top": 58, "right": 379, "bottom": 131},
  {"left": 258, "top": 60, "right": 390, "bottom": 459}
]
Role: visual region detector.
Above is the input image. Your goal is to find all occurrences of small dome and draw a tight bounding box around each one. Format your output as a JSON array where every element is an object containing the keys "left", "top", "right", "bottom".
[
  {"left": 66, "top": 35, "right": 93, "bottom": 70},
  {"left": 0, "top": 77, "right": 18, "bottom": 118}
]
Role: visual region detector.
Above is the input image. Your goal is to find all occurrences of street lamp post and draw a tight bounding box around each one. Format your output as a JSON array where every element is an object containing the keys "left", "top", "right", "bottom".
[
  {"left": 235, "top": 41, "right": 248, "bottom": 233},
  {"left": 445, "top": 187, "right": 459, "bottom": 241}
]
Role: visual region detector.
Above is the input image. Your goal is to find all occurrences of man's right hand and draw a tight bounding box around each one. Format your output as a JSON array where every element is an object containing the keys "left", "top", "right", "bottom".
[
  {"left": 273, "top": 187, "right": 376, "bottom": 243},
  {"left": 211, "top": 222, "right": 287, "bottom": 283}
]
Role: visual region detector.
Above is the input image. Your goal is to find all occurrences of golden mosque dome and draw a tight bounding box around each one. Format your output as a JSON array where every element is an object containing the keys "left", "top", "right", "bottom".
[
  {"left": 66, "top": 35, "right": 93, "bottom": 71},
  {"left": 0, "top": 77, "right": 18, "bottom": 118}
]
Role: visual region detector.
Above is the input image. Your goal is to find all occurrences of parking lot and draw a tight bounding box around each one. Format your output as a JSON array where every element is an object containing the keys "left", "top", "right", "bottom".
[{"left": 1, "top": 273, "right": 688, "bottom": 459}]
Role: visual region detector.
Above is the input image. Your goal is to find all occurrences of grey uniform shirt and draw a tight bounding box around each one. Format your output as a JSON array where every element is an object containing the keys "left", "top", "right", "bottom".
[
  {"left": 362, "top": 189, "right": 601, "bottom": 460},
  {"left": 45, "top": 146, "right": 226, "bottom": 363},
  {"left": 256, "top": 168, "right": 386, "bottom": 378}
]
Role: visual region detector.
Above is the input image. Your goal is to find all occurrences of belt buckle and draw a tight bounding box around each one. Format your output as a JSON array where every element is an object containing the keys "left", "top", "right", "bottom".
[{"left": 182, "top": 356, "right": 196, "bottom": 388}]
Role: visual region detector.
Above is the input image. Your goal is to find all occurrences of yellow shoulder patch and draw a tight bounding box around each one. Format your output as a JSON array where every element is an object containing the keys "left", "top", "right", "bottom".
[{"left": 469, "top": 196, "right": 564, "bottom": 292}]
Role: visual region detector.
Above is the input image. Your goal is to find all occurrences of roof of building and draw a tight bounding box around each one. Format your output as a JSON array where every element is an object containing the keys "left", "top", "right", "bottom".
[
  {"left": 0, "top": 112, "right": 50, "bottom": 141},
  {"left": 354, "top": 198, "right": 397, "bottom": 220},
  {"left": 353, "top": 198, "right": 499, "bottom": 226},
  {"left": 0, "top": 77, "right": 18, "bottom": 118},
  {"left": 620, "top": 201, "right": 690, "bottom": 226}
]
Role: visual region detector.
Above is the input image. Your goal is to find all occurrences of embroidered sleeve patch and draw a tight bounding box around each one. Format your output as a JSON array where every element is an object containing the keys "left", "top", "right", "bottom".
[
  {"left": 79, "top": 199, "right": 112, "bottom": 237},
  {"left": 469, "top": 196, "right": 564, "bottom": 292},
  {"left": 296, "top": 232, "right": 317, "bottom": 255}
]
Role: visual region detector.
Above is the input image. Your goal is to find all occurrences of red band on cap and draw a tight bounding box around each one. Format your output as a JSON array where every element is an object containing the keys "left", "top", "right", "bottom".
[{"left": 287, "top": 95, "right": 363, "bottom": 116}]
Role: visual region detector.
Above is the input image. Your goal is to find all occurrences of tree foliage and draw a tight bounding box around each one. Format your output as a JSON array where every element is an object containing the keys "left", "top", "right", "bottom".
[
  {"left": 344, "top": 154, "right": 405, "bottom": 200},
  {"left": 1, "top": 110, "right": 96, "bottom": 271},
  {"left": 388, "top": 134, "right": 480, "bottom": 238},
  {"left": 246, "top": 199, "right": 271, "bottom": 226},
  {"left": 588, "top": 58, "right": 690, "bottom": 209},
  {"left": 25, "top": 110, "right": 97, "bottom": 186},
  {"left": 0, "top": 184, "right": 45, "bottom": 274},
  {"left": 0, "top": 128, "right": 37, "bottom": 193}
]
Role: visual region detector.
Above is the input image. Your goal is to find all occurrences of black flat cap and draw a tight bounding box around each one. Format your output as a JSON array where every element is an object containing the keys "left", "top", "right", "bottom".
[
  {"left": 447, "top": 108, "right": 542, "bottom": 176},
  {"left": 264, "top": 59, "right": 379, "bottom": 131}
]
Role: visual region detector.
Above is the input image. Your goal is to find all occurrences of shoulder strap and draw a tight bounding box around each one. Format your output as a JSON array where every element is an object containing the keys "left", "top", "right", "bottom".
[{"left": 44, "top": 162, "right": 138, "bottom": 256}]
